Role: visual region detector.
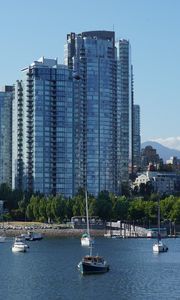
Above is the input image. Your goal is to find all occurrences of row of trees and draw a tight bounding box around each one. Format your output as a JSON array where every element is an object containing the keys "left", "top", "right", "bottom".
[{"left": 0, "top": 183, "right": 180, "bottom": 225}]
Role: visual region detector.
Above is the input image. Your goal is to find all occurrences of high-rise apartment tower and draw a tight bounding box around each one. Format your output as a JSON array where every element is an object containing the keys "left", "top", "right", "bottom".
[
  {"left": 0, "top": 86, "right": 13, "bottom": 187},
  {"left": 132, "top": 104, "right": 141, "bottom": 172},
  {"left": 65, "top": 31, "right": 133, "bottom": 195},
  {"left": 12, "top": 57, "right": 74, "bottom": 197}
]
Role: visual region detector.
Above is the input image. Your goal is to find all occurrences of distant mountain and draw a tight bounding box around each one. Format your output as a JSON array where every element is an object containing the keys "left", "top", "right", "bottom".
[{"left": 141, "top": 141, "right": 180, "bottom": 162}]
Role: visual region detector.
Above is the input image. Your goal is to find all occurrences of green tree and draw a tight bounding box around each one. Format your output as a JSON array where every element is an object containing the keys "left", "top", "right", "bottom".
[
  {"left": 64, "top": 198, "right": 73, "bottom": 220},
  {"left": 88, "top": 196, "right": 98, "bottom": 216},
  {"left": 39, "top": 197, "right": 47, "bottom": 222},
  {"left": 144, "top": 201, "right": 157, "bottom": 224},
  {"left": 26, "top": 203, "right": 34, "bottom": 220},
  {"left": 169, "top": 198, "right": 180, "bottom": 222},
  {"left": 112, "top": 196, "right": 129, "bottom": 220},
  {"left": 51, "top": 196, "right": 66, "bottom": 222},
  {"left": 72, "top": 194, "right": 85, "bottom": 216},
  {"left": 128, "top": 198, "right": 146, "bottom": 223},
  {"left": 46, "top": 197, "right": 54, "bottom": 223},
  {"left": 160, "top": 195, "right": 175, "bottom": 220},
  {"left": 97, "top": 191, "right": 112, "bottom": 220},
  {"left": 26, "top": 195, "right": 40, "bottom": 221}
]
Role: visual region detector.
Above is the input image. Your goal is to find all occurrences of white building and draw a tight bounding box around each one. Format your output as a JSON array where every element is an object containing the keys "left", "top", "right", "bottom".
[{"left": 133, "top": 171, "right": 176, "bottom": 194}]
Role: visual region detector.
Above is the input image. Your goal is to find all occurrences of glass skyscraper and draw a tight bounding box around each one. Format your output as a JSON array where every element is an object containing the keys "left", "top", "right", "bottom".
[
  {"left": 12, "top": 30, "right": 140, "bottom": 198},
  {"left": 65, "top": 31, "right": 137, "bottom": 196},
  {"left": 132, "top": 104, "right": 141, "bottom": 172},
  {"left": 116, "top": 39, "right": 133, "bottom": 185},
  {"left": 12, "top": 57, "right": 74, "bottom": 197},
  {"left": 0, "top": 86, "right": 13, "bottom": 188}
]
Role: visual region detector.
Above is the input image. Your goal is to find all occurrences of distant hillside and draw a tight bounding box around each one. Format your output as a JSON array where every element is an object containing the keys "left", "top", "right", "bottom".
[{"left": 141, "top": 141, "right": 180, "bottom": 162}]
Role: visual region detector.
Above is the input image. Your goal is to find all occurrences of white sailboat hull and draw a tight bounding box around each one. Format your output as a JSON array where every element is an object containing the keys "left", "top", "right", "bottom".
[
  {"left": 81, "top": 236, "right": 93, "bottom": 246},
  {"left": 153, "top": 241, "right": 168, "bottom": 253},
  {"left": 80, "top": 191, "right": 94, "bottom": 247}
]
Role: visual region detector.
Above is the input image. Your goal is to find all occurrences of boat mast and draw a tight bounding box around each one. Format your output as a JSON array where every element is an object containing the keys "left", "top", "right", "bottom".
[
  {"left": 85, "top": 190, "right": 90, "bottom": 237},
  {"left": 157, "top": 196, "right": 161, "bottom": 241}
]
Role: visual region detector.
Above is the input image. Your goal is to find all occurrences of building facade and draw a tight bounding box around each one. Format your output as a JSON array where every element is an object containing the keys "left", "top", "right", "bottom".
[
  {"left": 0, "top": 86, "right": 13, "bottom": 187},
  {"left": 133, "top": 171, "right": 180, "bottom": 195},
  {"left": 65, "top": 31, "right": 120, "bottom": 195},
  {"left": 12, "top": 30, "right": 139, "bottom": 198},
  {"left": 12, "top": 57, "right": 74, "bottom": 197},
  {"left": 141, "top": 145, "right": 163, "bottom": 170},
  {"left": 116, "top": 39, "right": 133, "bottom": 185},
  {"left": 132, "top": 104, "right": 141, "bottom": 172}
]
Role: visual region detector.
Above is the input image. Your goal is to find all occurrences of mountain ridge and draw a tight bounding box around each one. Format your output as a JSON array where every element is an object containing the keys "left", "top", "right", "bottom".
[{"left": 141, "top": 141, "right": 180, "bottom": 161}]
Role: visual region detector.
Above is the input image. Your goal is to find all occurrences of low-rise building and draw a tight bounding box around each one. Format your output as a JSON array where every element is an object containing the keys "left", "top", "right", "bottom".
[
  {"left": 166, "top": 156, "right": 180, "bottom": 171},
  {"left": 141, "top": 145, "right": 163, "bottom": 171},
  {"left": 133, "top": 171, "right": 180, "bottom": 195}
]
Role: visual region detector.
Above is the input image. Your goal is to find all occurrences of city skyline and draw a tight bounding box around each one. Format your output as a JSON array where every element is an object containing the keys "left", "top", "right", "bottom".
[
  {"left": 0, "top": 0, "right": 180, "bottom": 148},
  {"left": 12, "top": 31, "right": 135, "bottom": 197}
]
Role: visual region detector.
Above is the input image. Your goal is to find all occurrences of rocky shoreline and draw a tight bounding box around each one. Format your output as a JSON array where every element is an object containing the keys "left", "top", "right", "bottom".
[{"left": 0, "top": 228, "right": 106, "bottom": 238}]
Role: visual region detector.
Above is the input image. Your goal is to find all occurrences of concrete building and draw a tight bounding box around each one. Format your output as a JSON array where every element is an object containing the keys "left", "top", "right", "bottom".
[
  {"left": 133, "top": 171, "right": 180, "bottom": 195},
  {"left": 141, "top": 145, "right": 163, "bottom": 170},
  {"left": 166, "top": 156, "right": 180, "bottom": 171}
]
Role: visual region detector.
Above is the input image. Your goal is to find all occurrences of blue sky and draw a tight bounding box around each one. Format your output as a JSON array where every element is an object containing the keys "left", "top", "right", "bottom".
[{"left": 1, "top": 0, "right": 180, "bottom": 147}]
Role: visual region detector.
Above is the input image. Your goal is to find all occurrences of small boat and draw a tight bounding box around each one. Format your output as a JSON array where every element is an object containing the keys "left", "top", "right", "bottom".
[
  {"left": 21, "top": 231, "right": 43, "bottom": 241},
  {"left": 153, "top": 197, "right": 168, "bottom": 253},
  {"left": 81, "top": 191, "right": 94, "bottom": 246},
  {"left": 0, "top": 236, "right": 6, "bottom": 243},
  {"left": 78, "top": 189, "right": 109, "bottom": 275},
  {"left": 12, "top": 237, "right": 29, "bottom": 253},
  {"left": 78, "top": 253, "right": 109, "bottom": 275},
  {"left": 153, "top": 239, "right": 168, "bottom": 253}
]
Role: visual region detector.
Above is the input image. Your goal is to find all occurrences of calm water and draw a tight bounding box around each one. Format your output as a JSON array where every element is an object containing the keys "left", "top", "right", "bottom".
[{"left": 1, "top": 236, "right": 180, "bottom": 300}]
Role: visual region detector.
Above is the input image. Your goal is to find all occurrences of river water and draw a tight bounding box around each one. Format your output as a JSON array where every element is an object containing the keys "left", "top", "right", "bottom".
[{"left": 1, "top": 236, "right": 180, "bottom": 300}]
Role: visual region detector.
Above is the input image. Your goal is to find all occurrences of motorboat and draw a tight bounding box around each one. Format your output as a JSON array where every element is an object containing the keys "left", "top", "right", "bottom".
[
  {"left": 78, "top": 253, "right": 109, "bottom": 275},
  {"left": 21, "top": 231, "right": 43, "bottom": 241},
  {"left": 12, "top": 237, "right": 29, "bottom": 253},
  {"left": 153, "top": 240, "right": 168, "bottom": 253}
]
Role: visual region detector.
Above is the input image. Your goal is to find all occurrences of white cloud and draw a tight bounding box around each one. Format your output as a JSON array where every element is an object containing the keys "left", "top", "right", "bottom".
[{"left": 150, "top": 137, "right": 180, "bottom": 151}]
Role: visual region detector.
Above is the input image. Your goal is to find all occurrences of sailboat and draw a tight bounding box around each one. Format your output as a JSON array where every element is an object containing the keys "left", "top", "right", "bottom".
[
  {"left": 153, "top": 197, "right": 168, "bottom": 253},
  {"left": 78, "top": 190, "right": 109, "bottom": 274},
  {"left": 78, "top": 242, "right": 109, "bottom": 275},
  {"left": 81, "top": 191, "right": 93, "bottom": 246}
]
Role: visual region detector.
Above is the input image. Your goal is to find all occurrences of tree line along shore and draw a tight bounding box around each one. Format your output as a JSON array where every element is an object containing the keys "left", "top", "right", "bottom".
[{"left": 1, "top": 184, "right": 180, "bottom": 227}]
